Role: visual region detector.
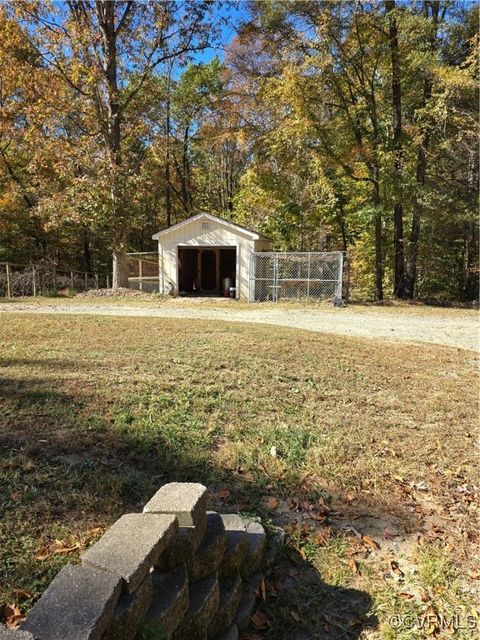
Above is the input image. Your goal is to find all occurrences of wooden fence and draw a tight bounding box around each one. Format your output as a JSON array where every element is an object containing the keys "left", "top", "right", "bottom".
[{"left": 0, "top": 262, "right": 101, "bottom": 298}]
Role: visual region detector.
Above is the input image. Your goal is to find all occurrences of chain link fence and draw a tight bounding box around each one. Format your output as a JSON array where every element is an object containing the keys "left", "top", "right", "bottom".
[
  {"left": 0, "top": 262, "right": 100, "bottom": 298},
  {"left": 249, "top": 251, "right": 345, "bottom": 303}
]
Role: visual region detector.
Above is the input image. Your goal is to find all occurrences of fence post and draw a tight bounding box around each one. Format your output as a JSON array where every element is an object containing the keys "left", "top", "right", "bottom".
[
  {"left": 342, "top": 252, "right": 349, "bottom": 301},
  {"left": 95, "top": 273, "right": 99, "bottom": 289},
  {"left": 6, "top": 263, "right": 11, "bottom": 298},
  {"left": 70, "top": 271, "right": 74, "bottom": 289},
  {"left": 106, "top": 274, "right": 110, "bottom": 289},
  {"left": 32, "top": 266, "right": 37, "bottom": 297},
  {"left": 273, "top": 253, "right": 279, "bottom": 302},
  {"left": 53, "top": 265, "right": 57, "bottom": 291},
  {"left": 307, "top": 253, "right": 311, "bottom": 299},
  {"left": 84, "top": 272, "right": 88, "bottom": 290},
  {"left": 138, "top": 259, "right": 143, "bottom": 291}
]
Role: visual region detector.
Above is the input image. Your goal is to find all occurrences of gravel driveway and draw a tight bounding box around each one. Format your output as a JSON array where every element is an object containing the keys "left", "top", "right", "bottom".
[{"left": 1, "top": 301, "right": 478, "bottom": 351}]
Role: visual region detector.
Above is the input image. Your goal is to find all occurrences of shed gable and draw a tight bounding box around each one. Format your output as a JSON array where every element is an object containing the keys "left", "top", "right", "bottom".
[{"left": 152, "top": 213, "right": 266, "bottom": 243}]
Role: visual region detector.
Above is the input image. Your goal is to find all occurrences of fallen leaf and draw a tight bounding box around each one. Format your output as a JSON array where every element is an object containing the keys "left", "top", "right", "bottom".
[
  {"left": 260, "top": 578, "right": 266, "bottom": 601},
  {"left": 345, "top": 490, "right": 356, "bottom": 504},
  {"left": 36, "top": 546, "right": 50, "bottom": 561},
  {"left": 390, "top": 560, "right": 405, "bottom": 581},
  {"left": 290, "top": 610, "right": 302, "bottom": 622},
  {"left": 315, "top": 526, "right": 332, "bottom": 546},
  {"left": 52, "top": 541, "right": 80, "bottom": 555},
  {"left": 266, "top": 496, "right": 280, "bottom": 510},
  {"left": 0, "top": 603, "right": 24, "bottom": 629},
  {"left": 214, "top": 488, "right": 231, "bottom": 500},
  {"left": 349, "top": 617, "right": 363, "bottom": 626},
  {"left": 362, "top": 535, "right": 380, "bottom": 550},
  {"left": 12, "top": 589, "right": 32, "bottom": 600},
  {"left": 251, "top": 610, "right": 269, "bottom": 629},
  {"left": 10, "top": 490, "right": 21, "bottom": 501},
  {"left": 348, "top": 557, "right": 359, "bottom": 574}
]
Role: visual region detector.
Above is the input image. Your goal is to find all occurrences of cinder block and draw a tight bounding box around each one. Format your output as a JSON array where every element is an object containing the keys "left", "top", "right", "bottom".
[
  {"left": 21, "top": 564, "right": 122, "bottom": 640},
  {"left": 146, "top": 564, "right": 189, "bottom": 636},
  {"left": 156, "top": 517, "right": 206, "bottom": 571},
  {"left": 82, "top": 513, "right": 177, "bottom": 593},
  {"left": 235, "top": 572, "right": 263, "bottom": 631},
  {"left": 219, "top": 515, "right": 248, "bottom": 577},
  {"left": 0, "top": 627, "right": 34, "bottom": 640},
  {"left": 188, "top": 512, "right": 226, "bottom": 582},
  {"left": 217, "top": 625, "right": 238, "bottom": 640},
  {"left": 240, "top": 519, "right": 266, "bottom": 577},
  {"left": 173, "top": 573, "right": 219, "bottom": 640},
  {"left": 102, "top": 573, "right": 153, "bottom": 640},
  {"left": 144, "top": 483, "right": 208, "bottom": 527},
  {"left": 207, "top": 574, "right": 242, "bottom": 638}
]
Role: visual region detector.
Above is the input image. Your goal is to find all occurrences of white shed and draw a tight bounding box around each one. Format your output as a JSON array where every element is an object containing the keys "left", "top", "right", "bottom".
[{"left": 152, "top": 213, "right": 272, "bottom": 300}]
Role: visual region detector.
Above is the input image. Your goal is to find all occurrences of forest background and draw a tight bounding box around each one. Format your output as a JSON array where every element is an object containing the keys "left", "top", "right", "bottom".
[{"left": 0, "top": 0, "right": 478, "bottom": 301}]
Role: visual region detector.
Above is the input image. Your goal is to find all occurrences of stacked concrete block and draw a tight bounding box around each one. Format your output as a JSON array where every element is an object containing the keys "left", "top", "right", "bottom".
[
  {"left": 0, "top": 628, "right": 35, "bottom": 640},
  {"left": 13, "top": 483, "right": 266, "bottom": 640}
]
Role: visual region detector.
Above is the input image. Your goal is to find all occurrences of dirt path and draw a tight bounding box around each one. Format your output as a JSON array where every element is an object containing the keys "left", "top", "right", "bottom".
[{"left": 1, "top": 300, "right": 478, "bottom": 351}]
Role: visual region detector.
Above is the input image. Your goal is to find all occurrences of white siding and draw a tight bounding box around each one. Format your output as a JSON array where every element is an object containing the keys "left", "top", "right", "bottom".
[{"left": 156, "top": 217, "right": 259, "bottom": 300}]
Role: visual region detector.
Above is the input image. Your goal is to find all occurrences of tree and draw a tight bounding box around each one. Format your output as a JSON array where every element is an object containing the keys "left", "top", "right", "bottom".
[
  {"left": 11, "top": 1, "right": 216, "bottom": 287},
  {"left": 386, "top": 0, "right": 406, "bottom": 297}
]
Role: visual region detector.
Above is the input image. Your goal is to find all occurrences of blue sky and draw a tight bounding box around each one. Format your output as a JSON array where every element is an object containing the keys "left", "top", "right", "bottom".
[{"left": 193, "top": 1, "right": 250, "bottom": 65}]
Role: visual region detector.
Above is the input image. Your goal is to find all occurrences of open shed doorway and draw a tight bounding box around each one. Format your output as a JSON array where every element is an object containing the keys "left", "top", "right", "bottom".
[{"left": 178, "top": 247, "right": 236, "bottom": 297}]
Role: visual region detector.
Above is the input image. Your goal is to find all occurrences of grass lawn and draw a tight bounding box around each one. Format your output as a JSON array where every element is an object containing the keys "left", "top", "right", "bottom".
[{"left": 0, "top": 313, "right": 478, "bottom": 639}]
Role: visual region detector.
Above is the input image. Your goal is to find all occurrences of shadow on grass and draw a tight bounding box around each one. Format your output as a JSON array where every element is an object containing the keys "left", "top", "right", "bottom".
[{"left": 0, "top": 378, "right": 383, "bottom": 639}]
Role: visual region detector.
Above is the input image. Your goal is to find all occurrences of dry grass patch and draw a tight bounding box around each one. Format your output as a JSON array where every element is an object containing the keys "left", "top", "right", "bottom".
[{"left": 0, "top": 314, "right": 478, "bottom": 638}]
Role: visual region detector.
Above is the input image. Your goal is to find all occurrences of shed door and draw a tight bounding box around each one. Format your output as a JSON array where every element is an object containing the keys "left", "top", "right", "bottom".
[{"left": 199, "top": 249, "right": 218, "bottom": 292}]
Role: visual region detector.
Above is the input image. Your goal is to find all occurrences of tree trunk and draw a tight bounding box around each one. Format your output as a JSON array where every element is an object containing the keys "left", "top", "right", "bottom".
[
  {"left": 112, "top": 227, "right": 128, "bottom": 289},
  {"left": 373, "top": 166, "right": 384, "bottom": 302},
  {"left": 98, "top": 1, "right": 127, "bottom": 288},
  {"left": 165, "top": 68, "right": 172, "bottom": 228},
  {"left": 404, "top": 0, "right": 439, "bottom": 299},
  {"left": 386, "top": 0, "right": 406, "bottom": 297},
  {"left": 83, "top": 226, "right": 93, "bottom": 271}
]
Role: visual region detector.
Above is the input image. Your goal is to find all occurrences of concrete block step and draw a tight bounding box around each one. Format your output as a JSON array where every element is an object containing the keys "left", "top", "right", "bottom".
[
  {"left": 207, "top": 574, "right": 242, "bottom": 638},
  {"left": 173, "top": 573, "right": 219, "bottom": 640},
  {"left": 102, "top": 574, "right": 152, "bottom": 640},
  {"left": 240, "top": 519, "right": 266, "bottom": 578},
  {"left": 156, "top": 523, "right": 197, "bottom": 571},
  {"left": 146, "top": 564, "right": 189, "bottom": 637},
  {"left": 219, "top": 515, "right": 248, "bottom": 577},
  {"left": 235, "top": 572, "right": 263, "bottom": 631},
  {"left": 144, "top": 482, "right": 208, "bottom": 528},
  {"left": 82, "top": 513, "right": 177, "bottom": 593},
  {"left": 22, "top": 564, "right": 122, "bottom": 640},
  {"left": 188, "top": 512, "right": 226, "bottom": 582},
  {"left": 0, "top": 627, "right": 34, "bottom": 640}
]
